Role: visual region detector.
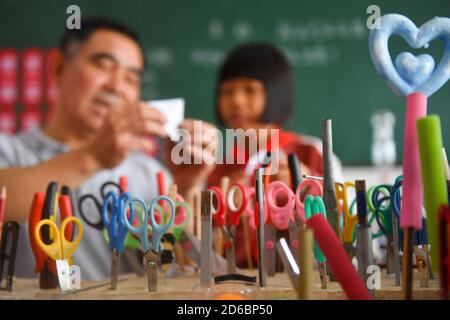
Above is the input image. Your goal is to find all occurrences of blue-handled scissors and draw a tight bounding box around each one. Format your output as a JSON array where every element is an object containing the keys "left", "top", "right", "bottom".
[
  {"left": 102, "top": 191, "right": 135, "bottom": 290},
  {"left": 123, "top": 195, "right": 175, "bottom": 292}
]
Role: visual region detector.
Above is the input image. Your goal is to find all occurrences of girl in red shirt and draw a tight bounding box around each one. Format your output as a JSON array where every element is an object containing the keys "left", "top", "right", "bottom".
[{"left": 208, "top": 42, "right": 342, "bottom": 268}]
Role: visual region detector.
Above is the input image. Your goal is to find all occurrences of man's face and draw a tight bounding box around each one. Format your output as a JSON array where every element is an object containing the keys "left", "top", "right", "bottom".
[{"left": 57, "top": 29, "right": 144, "bottom": 133}]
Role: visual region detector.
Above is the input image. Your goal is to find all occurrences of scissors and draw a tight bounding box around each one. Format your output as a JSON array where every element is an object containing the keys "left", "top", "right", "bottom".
[
  {"left": 28, "top": 182, "right": 74, "bottom": 289},
  {"left": 153, "top": 186, "right": 192, "bottom": 273},
  {"left": 266, "top": 179, "right": 322, "bottom": 254},
  {"left": 366, "top": 180, "right": 400, "bottom": 280},
  {"left": 334, "top": 181, "right": 359, "bottom": 258},
  {"left": 102, "top": 190, "right": 135, "bottom": 289},
  {"left": 123, "top": 195, "right": 175, "bottom": 292},
  {"left": 78, "top": 179, "right": 126, "bottom": 230},
  {"left": 304, "top": 194, "right": 327, "bottom": 289},
  {"left": 208, "top": 182, "right": 249, "bottom": 274},
  {"left": 34, "top": 216, "right": 83, "bottom": 291}
]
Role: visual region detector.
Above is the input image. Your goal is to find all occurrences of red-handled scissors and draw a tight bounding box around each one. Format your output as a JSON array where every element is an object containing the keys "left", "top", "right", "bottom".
[{"left": 208, "top": 182, "right": 248, "bottom": 273}]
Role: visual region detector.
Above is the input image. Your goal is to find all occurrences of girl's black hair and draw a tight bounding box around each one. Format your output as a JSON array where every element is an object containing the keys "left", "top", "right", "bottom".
[{"left": 215, "top": 42, "right": 296, "bottom": 126}]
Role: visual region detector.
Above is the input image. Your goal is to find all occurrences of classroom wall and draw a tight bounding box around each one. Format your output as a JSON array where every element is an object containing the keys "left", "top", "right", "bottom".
[{"left": 0, "top": 0, "right": 449, "bottom": 165}]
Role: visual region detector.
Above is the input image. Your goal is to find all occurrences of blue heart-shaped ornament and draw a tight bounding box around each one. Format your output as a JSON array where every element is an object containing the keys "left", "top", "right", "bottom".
[
  {"left": 369, "top": 14, "right": 450, "bottom": 97},
  {"left": 395, "top": 52, "right": 435, "bottom": 87}
]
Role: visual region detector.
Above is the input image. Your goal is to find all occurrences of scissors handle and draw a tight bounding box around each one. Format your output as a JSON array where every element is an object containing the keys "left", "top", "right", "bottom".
[
  {"left": 208, "top": 186, "right": 226, "bottom": 226},
  {"left": 78, "top": 194, "right": 104, "bottom": 230},
  {"left": 304, "top": 195, "right": 327, "bottom": 220},
  {"left": 295, "top": 179, "right": 323, "bottom": 223},
  {"left": 172, "top": 197, "right": 192, "bottom": 241},
  {"left": 60, "top": 217, "right": 83, "bottom": 260},
  {"left": 335, "top": 181, "right": 357, "bottom": 242},
  {"left": 227, "top": 183, "right": 248, "bottom": 225},
  {"left": 100, "top": 181, "right": 123, "bottom": 199},
  {"left": 391, "top": 178, "right": 403, "bottom": 219},
  {"left": 34, "top": 217, "right": 83, "bottom": 261},
  {"left": 123, "top": 196, "right": 149, "bottom": 251},
  {"left": 35, "top": 219, "right": 62, "bottom": 260},
  {"left": 267, "top": 181, "right": 295, "bottom": 230},
  {"left": 304, "top": 195, "right": 327, "bottom": 263},
  {"left": 149, "top": 195, "right": 175, "bottom": 252}
]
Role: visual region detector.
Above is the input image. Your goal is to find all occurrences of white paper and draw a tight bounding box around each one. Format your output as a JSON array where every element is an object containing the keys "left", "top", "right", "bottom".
[{"left": 148, "top": 98, "right": 185, "bottom": 141}]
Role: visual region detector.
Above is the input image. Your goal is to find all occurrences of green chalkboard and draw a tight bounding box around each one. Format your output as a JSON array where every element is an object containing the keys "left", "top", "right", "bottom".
[{"left": 1, "top": 0, "right": 449, "bottom": 164}]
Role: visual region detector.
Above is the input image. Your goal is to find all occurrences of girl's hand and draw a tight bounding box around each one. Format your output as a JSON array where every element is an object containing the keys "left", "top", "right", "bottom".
[{"left": 165, "top": 119, "right": 218, "bottom": 197}]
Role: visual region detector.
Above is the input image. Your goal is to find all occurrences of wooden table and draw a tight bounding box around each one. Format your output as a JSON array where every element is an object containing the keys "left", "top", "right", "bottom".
[{"left": 0, "top": 268, "right": 441, "bottom": 300}]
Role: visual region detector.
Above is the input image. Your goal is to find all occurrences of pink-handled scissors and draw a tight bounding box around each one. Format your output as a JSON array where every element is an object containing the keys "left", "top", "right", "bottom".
[{"left": 266, "top": 179, "right": 323, "bottom": 227}]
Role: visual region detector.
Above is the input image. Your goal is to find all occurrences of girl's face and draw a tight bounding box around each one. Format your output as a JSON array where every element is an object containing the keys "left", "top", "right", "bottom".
[{"left": 218, "top": 77, "right": 266, "bottom": 130}]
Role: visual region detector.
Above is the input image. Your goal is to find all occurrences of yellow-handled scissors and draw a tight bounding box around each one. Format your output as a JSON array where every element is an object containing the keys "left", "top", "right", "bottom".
[
  {"left": 34, "top": 217, "right": 83, "bottom": 264},
  {"left": 335, "top": 181, "right": 357, "bottom": 257}
]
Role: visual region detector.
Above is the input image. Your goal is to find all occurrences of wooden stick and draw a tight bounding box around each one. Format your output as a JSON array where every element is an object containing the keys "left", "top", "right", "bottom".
[
  {"left": 299, "top": 226, "right": 313, "bottom": 299},
  {"left": 402, "top": 228, "right": 414, "bottom": 300},
  {"left": 241, "top": 214, "right": 253, "bottom": 270}
]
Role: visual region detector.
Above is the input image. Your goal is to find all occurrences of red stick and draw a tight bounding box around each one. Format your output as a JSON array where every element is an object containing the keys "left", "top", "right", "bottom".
[
  {"left": 306, "top": 214, "right": 372, "bottom": 300},
  {"left": 119, "top": 176, "right": 128, "bottom": 193}
]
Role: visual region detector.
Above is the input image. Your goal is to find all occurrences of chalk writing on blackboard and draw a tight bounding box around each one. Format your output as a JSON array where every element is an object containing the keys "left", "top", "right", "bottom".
[
  {"left": 232, "top": 21, "right": 254, "bottom": 40},
  {"left": 208, "top": 19, "right": 225, "bottom": 40},
  {"left": 281, "top": 45, "right": 340, "bottom": 67},
  {"left": 276, "top": 18, "right": 366, "bottom": 42},
  {"left": 190, "top": 48, "right": 225, "bottom": 66},
  {"left": 146, "top": 47, "right": 173, "bottom": 67}
]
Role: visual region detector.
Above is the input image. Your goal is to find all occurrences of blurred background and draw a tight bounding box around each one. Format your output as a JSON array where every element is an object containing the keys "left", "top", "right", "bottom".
[{"left": 0, "top": 0, "right": 449, "bottom": 178}]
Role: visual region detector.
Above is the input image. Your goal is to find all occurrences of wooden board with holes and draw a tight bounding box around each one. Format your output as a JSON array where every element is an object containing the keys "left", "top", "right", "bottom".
[{"left": 0, "top": 269, "right": 441, "bottom": 300}]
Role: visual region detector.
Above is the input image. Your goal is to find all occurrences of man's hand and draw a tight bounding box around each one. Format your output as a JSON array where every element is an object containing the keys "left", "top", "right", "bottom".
[
  {"left": 165, "top": 119, "right": 218, "bottom": 197},
  {"left": 84, "top": 101, "right": 167, "bottom": 169}
]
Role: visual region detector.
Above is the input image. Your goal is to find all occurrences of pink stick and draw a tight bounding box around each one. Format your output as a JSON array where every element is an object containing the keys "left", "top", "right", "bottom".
[{"left": 401, "top": 92, "right": 427, "bottom": 229}]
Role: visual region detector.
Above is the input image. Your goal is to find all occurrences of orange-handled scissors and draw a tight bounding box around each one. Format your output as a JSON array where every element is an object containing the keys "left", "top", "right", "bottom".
[{"left": 34, "top": 217, "right": 83, "bottom": 263}]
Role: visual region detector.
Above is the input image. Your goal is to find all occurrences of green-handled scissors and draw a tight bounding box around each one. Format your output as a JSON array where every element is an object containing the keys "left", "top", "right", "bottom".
[{"left": 304, "top": 195, "right": 328, "bottom": 289}]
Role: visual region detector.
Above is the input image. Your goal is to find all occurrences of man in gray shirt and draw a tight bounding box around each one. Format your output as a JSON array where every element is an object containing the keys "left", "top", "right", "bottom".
[{"left": 0, "top": 17, "right": 217, "bottom": 281}]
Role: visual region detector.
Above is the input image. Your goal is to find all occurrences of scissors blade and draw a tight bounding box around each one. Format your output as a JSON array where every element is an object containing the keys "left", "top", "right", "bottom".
[
  {"left": 123, "top": 249, "right": 144, "bottom": 277},
  {"left": 144, "top": 250, "right": 160, "bottom": 292},
  {"left": 179, "top": 230, "right": 229, "bottom": 274},
  {"left": 265, "top": 224, "right": 276, "bottom": 276},
  {"left": 111, "top": 250, "right": 120, "bottom": 290},
  {"left": 224, "top": 225, "right": 237, "bottom": 274},
  {"left": 288, "top": 220, "right": 299, "bottom": 262},
  {"left": 275, "top": 238, "right": 299, "bottom": 290},
  {"left": 318, "top": 261, "right": 327, "bottom": 289}
]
